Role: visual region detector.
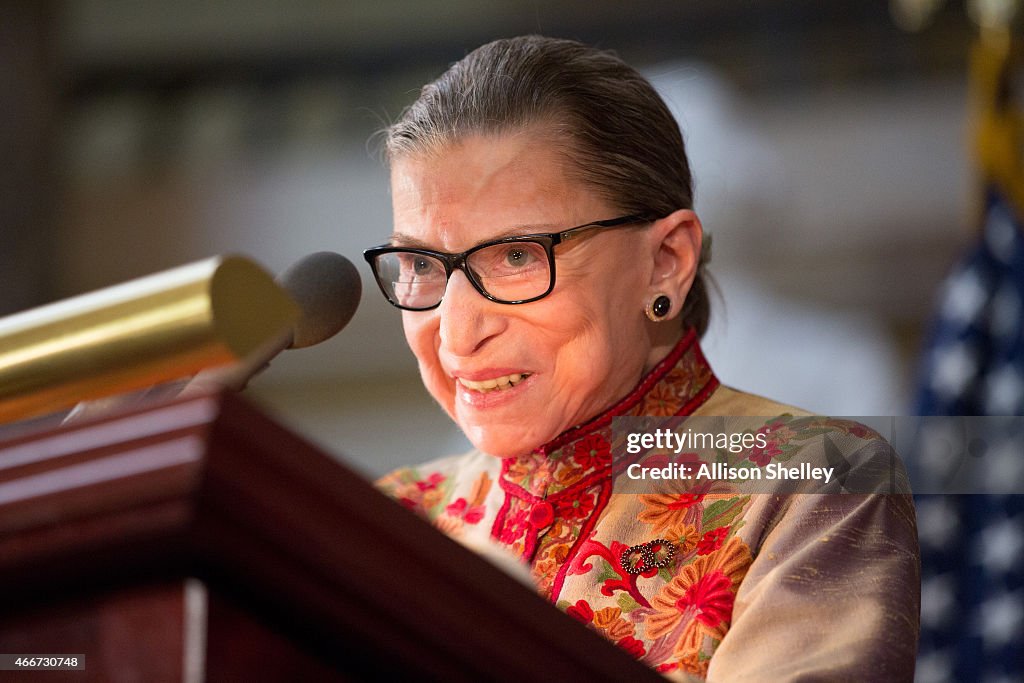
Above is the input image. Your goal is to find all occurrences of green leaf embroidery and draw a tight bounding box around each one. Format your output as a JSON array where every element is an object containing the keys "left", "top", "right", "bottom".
[
  {"left": 595, "top": 558, "right": 621, "bottom": 586},
  {"left": 702, "top": 495, "right": 750, "bottom": 529},
  {"left": 617, "top": 594, "right": 642, "bottom": 613}
]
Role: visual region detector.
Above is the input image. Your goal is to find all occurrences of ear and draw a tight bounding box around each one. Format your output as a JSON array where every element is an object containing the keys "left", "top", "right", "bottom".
[{"left": 645, "top": 209, "right": 703, "bottom": 319}]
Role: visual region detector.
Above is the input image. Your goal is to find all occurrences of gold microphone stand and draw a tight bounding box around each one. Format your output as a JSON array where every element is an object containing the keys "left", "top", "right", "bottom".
[{"left": 0, "top": 256, "right": 299, "bottom": 424}]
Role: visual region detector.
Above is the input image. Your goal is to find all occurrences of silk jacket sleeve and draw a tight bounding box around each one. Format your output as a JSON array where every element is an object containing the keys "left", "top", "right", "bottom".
[{"left": 705, "top": 491, "right": 920, "bottom": 681}]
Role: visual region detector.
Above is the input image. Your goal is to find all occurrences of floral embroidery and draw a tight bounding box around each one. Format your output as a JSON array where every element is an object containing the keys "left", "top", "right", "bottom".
[
  {"left": 560, "top": 600, "right": 647, "bottom": 659},
  {"left": 566, "top": 599, "right": 594, "bottom": 623},
  {"left": 494, "top": 332, "right": 716, "bottom": 568},
  {"left": 445, "top": 498, "right": 485, "bottom": 524},
  {"left": 677, "top": 652, "right": 710, "bottom": 678},
  {"left": 553, "top": 464, "right": 585, "bottom": 487},
  {"left": 532, "top": 542, "right": 571, "bottom": 588},
  {"left": 506, "top": 457, "right": 535, "bottom": 485},
  {"left": 557, "top": 490, "right": 596, "bottom": 520},
  {"left": 748, "top": 422, "right": 785, "bottom": 467},
  {"left": 647, "top": 537, "right": 752, "bottom": 659},
  {"left": 593, "top": 606, "right": 632, "bottom": 639},
  {"left": 638, "top": 492, "right": 706, "bottom": 533},
  {"left": 616, "top": 636, "right": 647, "bottom": 659},
  {"left": 382, "top": 410, "right": 901, "bottom": 678},
  {"left": 381, "top": 332, "right": 735, "bottom": 678},
  {"left": 744, "top": 415, "right": 876, "bottom": 470},
  {"left": 573, "top": 433, "right": 612, "bottom": 470},
  {"left": 671, "top": 524, "right": 701, "bottom": 555},
  {"left": 441, "top": 471, "right": 491, "bottom": 525},
  {"left": 413, "top": 472, "right": 446, "bottom": 511},
  {"left": 696, "top": 526, "right": 730, "bottom": 556},
  {"left": 635, "top": 352, "right": 714, "bottom": 417},
  {"left": 640, "top": 381, "right": 686, "bottom": 417},
  {"left": 376, "top": 469, "right": 450, "bottom": 516},
  {"left": 500, "top": 506, "right": 530, "bottom": 545},
  {"left": 568, "top": 535, "right": 656, "bottom": 608},
  {"left": 677, "top": 570, "right": 735, "bottom": 628}
]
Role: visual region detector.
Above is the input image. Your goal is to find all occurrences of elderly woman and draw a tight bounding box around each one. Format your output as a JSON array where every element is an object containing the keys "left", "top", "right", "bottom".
[{"left": 368, "top": 36, "right": 919, "bottom": 681}]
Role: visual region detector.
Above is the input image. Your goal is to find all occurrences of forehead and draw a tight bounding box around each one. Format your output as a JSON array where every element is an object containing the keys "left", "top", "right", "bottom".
[{"left": 389, "top": 131, "right": 600, "bottom": 249}]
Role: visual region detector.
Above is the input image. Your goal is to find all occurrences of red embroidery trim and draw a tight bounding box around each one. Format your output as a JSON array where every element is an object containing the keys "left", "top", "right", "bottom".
[
  {"left": 491, "top": 331, "right": 719, "bottom": 571},
  {"left": 550, "top": 476, "right": 613, "bottom": 601},
  {"left": 491, "top": 459, "right": 515, "bottom": 545},
  {"left": 535, "top": 329, "right": 699, "bottom": 456}
]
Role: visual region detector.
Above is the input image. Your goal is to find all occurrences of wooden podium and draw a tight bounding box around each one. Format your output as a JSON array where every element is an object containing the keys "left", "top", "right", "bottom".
[{"left": 0, "top": 393, "right": 659, "bottom": 682}]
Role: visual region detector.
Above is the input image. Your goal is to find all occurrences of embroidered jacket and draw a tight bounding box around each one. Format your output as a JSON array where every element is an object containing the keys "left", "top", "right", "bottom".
[{"left": 377, "top": 332, "right": 920, "bottom": 681}]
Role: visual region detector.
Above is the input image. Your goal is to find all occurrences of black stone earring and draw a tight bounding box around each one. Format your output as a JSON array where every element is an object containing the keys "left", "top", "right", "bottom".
[{"left": 645, "top": 294, "right": 671, "bottom": 321}]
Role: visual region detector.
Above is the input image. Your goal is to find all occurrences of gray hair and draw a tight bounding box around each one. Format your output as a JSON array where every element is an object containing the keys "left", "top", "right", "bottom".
[{"left": 385, "top": 35, "right": 710, "bottom": 336}]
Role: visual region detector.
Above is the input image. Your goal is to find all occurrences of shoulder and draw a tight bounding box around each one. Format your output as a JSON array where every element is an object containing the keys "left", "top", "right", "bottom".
[
  {"left": 692, "top": 385, "right": 908, "bottom": 494},
  {"left": 694, "top": 384, "right": 813, "bottom": 417},
  {"left": 375, "top": 448, "right": 501, "bottom": 517}
]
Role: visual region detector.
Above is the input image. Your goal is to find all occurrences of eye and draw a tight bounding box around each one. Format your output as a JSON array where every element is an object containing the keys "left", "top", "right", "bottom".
[
  {"left": 413, "top": 257, "right": 435, "bottom": 275},
  {"left": 470, "top": 240, "right": 547, "bottom": 279},
  {"left": 395, "top": 252, "right": 442, "bottom": 280},
  {"left": 505, "top": 246, "right": 532, "bottom": 268},
  {"left": 498, "top": 244, "right": 543, "bottom": 270}
]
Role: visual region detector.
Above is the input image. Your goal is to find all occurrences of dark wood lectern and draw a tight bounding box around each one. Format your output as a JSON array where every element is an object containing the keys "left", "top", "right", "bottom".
[{"left": 0, "top": 393, "right": 659, "bottom": 681}]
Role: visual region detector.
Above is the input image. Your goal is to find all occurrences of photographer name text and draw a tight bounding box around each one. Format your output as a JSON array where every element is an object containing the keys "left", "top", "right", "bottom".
[{"left": 626, "top": 461, "right": 835, "bottom": 484}]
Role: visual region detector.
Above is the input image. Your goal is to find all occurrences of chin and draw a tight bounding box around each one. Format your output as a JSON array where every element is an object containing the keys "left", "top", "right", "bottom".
[
  {"left": 465, "top": 433, "right": 520, "bottom": 459},
  {"left": 462, "top": 424, "right": 542, "bottom": 459}
]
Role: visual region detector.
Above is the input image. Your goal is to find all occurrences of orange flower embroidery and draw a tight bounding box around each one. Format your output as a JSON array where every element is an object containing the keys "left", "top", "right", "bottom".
[
  {"left": 593, "top": 606, "right": 635, "bottom": 641},
  {"left": 467, "top": 471, "right": 492, "bottom": 507},
  {"left": 638, "top": 363, "right": 709, "bottom": 416},
  {"left": 638, "top": 384, "right": 681, "bottom": 417},
  {"left": 668, "top": 523, "right": 701, "bottom": 555},
  {"left": 646, "top": 536, "right": 752, "bottom": 657},
  {"left": 554, "top": 462, "right": 585, "bottom": 487},
  {"left": 532, "top": 542, "right": 572, "bottom": 595},
  {"left": 638, "top": 492, "right": 706, "bottom": 532},
  {"left": 507, "top": 454, "right": 544, "bottom": 486},
  {"left": 592, "top": 605, "right": 623, "bottom": 629},
  {"left": 677, "top": 652, "right": 710, "bottom": 678}
]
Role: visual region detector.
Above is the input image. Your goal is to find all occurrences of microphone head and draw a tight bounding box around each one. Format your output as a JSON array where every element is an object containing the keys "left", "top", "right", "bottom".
[{"left": 277, "top": 252, "right": 361, "bottom": 349}]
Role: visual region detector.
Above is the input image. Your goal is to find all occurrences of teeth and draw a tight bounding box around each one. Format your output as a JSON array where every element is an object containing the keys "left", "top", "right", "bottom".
[{"left": 458, "top": 373, "right": 529, "bottom": 392}]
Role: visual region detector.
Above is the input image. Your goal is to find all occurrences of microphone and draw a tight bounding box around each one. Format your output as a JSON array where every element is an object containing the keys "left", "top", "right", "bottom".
[
  {"left": 61, "top": 253, "right": 361, "bottom": 422},
  {"left": 184, "top": 252, "right": 362, "bottom": 393},
  {"left": 277, "top": 251, "right": 362, "bottom": 349}
]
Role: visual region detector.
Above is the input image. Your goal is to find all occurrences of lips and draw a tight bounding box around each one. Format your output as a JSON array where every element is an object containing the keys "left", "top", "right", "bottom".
[{"left": 456, "top": 372, "right": 531, "bottom": 393}]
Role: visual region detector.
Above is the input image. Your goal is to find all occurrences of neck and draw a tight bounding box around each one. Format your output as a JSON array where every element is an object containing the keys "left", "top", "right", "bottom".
[{"left": 643, "top": 323, "right": 686, "bottom": 375}]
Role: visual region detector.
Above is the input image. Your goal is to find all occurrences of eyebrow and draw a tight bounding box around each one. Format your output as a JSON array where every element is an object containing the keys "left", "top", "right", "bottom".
[{"left": 389, "top": 223, "right": 561, "bottom": 250}]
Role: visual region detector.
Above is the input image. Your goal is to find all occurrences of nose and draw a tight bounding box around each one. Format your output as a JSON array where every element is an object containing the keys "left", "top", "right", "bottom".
[{"left": 438, "top": 269, "right": 506, "bottom": 357}]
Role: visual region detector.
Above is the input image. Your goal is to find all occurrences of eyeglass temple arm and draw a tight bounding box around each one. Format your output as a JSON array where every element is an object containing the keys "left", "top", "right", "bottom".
[
  {"left": 558, "top": 223, "right": 620, "bottom": 241},
  {"left": 558, "top": 217, "right": 648, "bottom": 242}
]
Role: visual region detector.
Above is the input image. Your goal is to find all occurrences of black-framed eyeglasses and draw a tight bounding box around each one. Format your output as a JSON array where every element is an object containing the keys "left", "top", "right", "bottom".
[{"left": 363, "top": 214, "right": 651, "bottom": 311}]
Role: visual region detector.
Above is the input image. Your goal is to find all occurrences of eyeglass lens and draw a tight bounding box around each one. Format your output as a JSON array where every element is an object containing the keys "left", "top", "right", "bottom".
[{"left": 373, "top": 241, "right": 552, "bottom": 308}]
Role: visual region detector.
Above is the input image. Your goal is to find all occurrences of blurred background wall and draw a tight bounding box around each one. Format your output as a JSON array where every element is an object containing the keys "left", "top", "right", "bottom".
[{"left": 2, "top": 0, "right": 986, "bottom": 474}]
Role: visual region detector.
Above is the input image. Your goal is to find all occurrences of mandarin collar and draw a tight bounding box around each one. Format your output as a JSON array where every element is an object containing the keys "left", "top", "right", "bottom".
[{"left": 500, "top": 330, "right": 718, "bottom": 500}]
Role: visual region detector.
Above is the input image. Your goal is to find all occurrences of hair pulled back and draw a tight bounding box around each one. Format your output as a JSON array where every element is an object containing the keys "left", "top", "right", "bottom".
[{"left": 385, "top": 35, "right": 710, "bottom": 336}]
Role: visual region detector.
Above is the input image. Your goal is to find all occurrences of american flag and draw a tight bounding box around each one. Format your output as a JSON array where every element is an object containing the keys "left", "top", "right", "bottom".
[{"left": 913, "top": 187, "right": 1024, "bottom": 682}]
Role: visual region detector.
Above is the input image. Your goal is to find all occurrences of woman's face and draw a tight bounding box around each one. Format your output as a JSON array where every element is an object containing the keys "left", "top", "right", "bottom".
[{"left": 390, "top": 132, "right": 667, "bottom": 457}]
